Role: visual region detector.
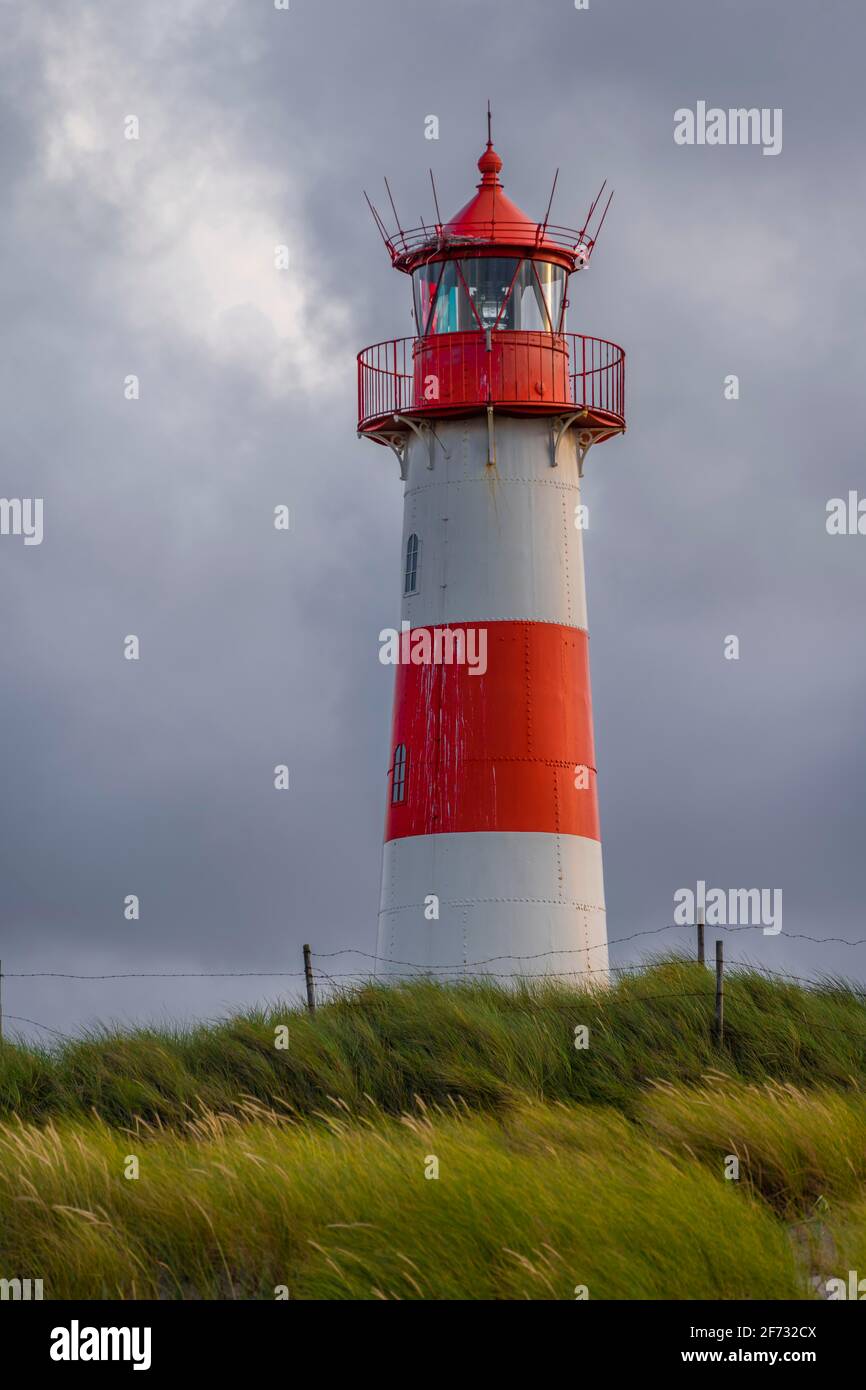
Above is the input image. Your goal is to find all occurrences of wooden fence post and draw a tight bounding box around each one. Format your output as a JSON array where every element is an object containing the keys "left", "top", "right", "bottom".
[
  {"left": 714, "top": 939, "right": 724, "bottom": 1044},
  {"left": 303, "top": 944, "right": 316, "bottom": 1014}
]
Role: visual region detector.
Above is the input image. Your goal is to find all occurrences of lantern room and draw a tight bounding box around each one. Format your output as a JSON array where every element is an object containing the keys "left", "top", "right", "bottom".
[
  {"left": 413, "top": 256, "right": 567, "bottom": 336},
  {"left": 357, "top": 130, "right": 626, "bottom": 449}
]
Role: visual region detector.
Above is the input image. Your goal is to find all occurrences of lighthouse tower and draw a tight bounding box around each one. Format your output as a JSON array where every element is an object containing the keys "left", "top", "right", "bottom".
[{"left": 358, "top": 124, "right": 625, "bottom": 982}]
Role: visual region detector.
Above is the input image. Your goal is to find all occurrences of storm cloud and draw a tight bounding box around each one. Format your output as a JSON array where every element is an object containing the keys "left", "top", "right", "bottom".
[{"left": 1, "top": 0, "right": 864, "bottom": 1039}]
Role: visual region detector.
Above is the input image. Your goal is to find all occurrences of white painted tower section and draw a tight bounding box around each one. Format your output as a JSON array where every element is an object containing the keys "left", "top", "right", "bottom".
[
  {"left": 376, "top": 415, "right": 607, "bottom": 983},
  {"left": 399, "top": 416, "right": 589, "bottom": 631}
]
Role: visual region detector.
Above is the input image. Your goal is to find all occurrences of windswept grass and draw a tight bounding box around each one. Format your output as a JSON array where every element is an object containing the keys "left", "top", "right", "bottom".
[
  {"left": 829, "top": 1201, "right": 866, "bottom": 1283},
  {"left": 2, "top": 964, "right": 865, "bottom": 1300},
  {"left": 2, "top": 961, "right": 866, "bottom": 1130},
  {"left": 642, "top": 1077, "right": 866, "bottom": 1212},
  {"left": 0, "top": 1099, "right": 804, "bottom": 1300}
]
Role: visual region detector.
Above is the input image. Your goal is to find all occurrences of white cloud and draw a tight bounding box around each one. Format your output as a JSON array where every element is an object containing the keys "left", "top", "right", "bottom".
[{"left": 19, "top": 0, "right": 351, "bottom": 395}]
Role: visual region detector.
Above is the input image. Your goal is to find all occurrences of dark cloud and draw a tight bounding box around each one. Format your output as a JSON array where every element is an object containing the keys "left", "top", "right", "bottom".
[{"left": 1, "top": 0, "right": 864, "bottom": 1040}]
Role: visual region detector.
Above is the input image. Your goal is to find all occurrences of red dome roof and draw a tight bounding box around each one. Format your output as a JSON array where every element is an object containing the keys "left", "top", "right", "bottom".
[
  {"left": 375, "top": 139, "right": 601, "bottom": 275},
  {"left": 443, "top": 141, "right": 542, "bottom": 245}
]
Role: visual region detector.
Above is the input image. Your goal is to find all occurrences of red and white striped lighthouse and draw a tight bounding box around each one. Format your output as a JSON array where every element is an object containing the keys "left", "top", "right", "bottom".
[{"left": 358, "top": 121, "right": 625, "bottom": 982}]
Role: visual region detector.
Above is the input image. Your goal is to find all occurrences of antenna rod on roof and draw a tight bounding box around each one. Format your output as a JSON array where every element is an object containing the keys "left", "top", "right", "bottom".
[
  {"left": 541, "top": 167, "right": 559, "bottom": 234},
  {"left": 363, "top": 190, "right": 392, "bottom": 248},
  {"left": 592, "top": 188, "right": 615, "bottom": 243},
  {"left": 579, "top": 179, "right": 606, "bottom": 242},
  {"left": 589, "top": 179, "right": 607, "bottom": 220},
  {"left": 383, "top": 176, "right": 404, "bottom": 236},
  {"left": 429, "top": 169, "right": 443, "bottom": 228},
  {"left": 487, "top": 99, "right": 492, "bottom": 145}
]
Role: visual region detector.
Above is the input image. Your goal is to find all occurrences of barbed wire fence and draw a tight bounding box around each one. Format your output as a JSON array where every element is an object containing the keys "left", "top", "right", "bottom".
[{"left": 3, "top": 919, "right": 866, "bottom": 1045}]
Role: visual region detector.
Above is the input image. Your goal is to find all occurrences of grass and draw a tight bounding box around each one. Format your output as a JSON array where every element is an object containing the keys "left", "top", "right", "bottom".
[
  {"left": 1, "top": 960, "right": 866, "bottom": 1300},
  {"left": 643, "top": 1077, "right": 866, "bottom": 1211},
  {"left": 3, "top": 959, "right": 866, "bottom": 1129},
  {"left": 0, "top": 1099, "right": 804, "bottom": 1300}
]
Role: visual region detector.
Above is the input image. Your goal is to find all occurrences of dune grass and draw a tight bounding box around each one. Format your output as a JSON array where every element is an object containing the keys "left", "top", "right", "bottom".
[
  {"left": 2, "top": 962, "right": 866, "bottom": 1300},
  {"left": 2, "top": 960, "right": 866, "bottom": 1129},
  {"left": 641, "top": 1077, "right": 866, "bottom": 1212},
  {"left": 828, "top": 1201, "right": 866, "bottom": 1286},
  {"left": 0, "top": 1098, "right": 806, "bottom": 1300}
]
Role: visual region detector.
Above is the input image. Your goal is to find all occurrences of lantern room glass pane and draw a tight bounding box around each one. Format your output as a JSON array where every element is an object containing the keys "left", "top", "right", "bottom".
[
  {"left": 414, "top": 258, "right": 567, "bottom": 335},
  {"left": 534, "top": 260, "right": 566, "bottom": 332},
  {"left": 515, "top": 265, "right": 548, "bottom": 332},
  {"left": 412, "top": 264, "right": 442, "bottom": 335},
  {"left": 430, "top": 261, "right": 477, "bottom": 333},
  {"left": 464, "top": 257, "right": 520, "bottom": 329},
  {"left": 511, "top": 261, "right": 567, "bottom": 331}
]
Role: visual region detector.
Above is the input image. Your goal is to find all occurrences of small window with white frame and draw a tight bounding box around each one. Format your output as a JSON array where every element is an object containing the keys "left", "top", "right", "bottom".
[
  {"left": 404, "top": 533, "right": 420, "bottom": 595},
  {"left": 392, "top": 743, "right": 408, "bottom": 805}
]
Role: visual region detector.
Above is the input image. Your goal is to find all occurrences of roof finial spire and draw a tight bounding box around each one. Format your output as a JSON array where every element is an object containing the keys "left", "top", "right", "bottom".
[{"left": 478, "top": 102, "right": 503, "bottom": 186}]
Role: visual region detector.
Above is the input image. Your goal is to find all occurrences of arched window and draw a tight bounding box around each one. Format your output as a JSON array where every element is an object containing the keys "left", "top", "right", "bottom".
[
  {"left": 392, "top": 743, "right": 408, "bottom": 805},
  {"left": 404, "top": 533, "right": 420, "bottom": 595}
]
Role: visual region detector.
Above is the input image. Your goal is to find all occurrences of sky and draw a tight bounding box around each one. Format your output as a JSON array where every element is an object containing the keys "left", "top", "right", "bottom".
[{"left": 1, "top": 0, "right": 864, "bottom": 1042}]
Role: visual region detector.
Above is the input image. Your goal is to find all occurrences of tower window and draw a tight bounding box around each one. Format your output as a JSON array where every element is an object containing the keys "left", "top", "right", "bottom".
[
  {"left": 392, "top": 743, "right": 408, "bottom": 805},
  {"left": 404, "top": 533, "right": 420, "bottom": 594}
]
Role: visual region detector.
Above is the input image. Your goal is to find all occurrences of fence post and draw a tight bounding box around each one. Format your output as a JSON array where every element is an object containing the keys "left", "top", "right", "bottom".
[
  {"left": 303, "top": 944, "right": 316, "bottom": 1014},
  {"left": 714, "top": 939, "right": 724, "bottom": 1045},
  {"left": 696, "top": 908, "right": 705, "bottom": 967}
]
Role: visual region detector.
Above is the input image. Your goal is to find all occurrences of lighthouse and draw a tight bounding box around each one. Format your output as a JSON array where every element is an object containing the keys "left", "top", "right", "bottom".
[{"left": 358, "top": 121, "right": 625, "bottom": 982}]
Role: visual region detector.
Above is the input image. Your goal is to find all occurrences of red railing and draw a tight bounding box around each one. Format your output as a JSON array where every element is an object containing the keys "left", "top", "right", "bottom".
[
  {"left": 381, "top": 221, "right": 596, "bottom": 273},
  {"left": 358, "top": 331, "right": 625, "bottom": 435}
]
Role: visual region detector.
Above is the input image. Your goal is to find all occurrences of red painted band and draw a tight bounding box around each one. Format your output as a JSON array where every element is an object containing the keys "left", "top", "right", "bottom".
[{"left": 384, "top": 621, "right": 600, "bottom": 842}]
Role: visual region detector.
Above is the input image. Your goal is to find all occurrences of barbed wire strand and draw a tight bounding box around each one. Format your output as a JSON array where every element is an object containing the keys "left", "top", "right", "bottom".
[
  {"left": 3, "top": 1014, "right": 72, "bottom": 1040},
  {"left": 5, "top": 928, "right": 866, "bottom": 1045},
  {"left": 8, "top": 926, "right": 866, "bottom": 982},
  {"left": 5, "top": 970, "right": 310, "bottom": 980},
  {"left": 318, "top": 922, "right": 866, "bottom": 963},
  {"left": 6, "top": 975, "right": 866, "bottom": 1047}
]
